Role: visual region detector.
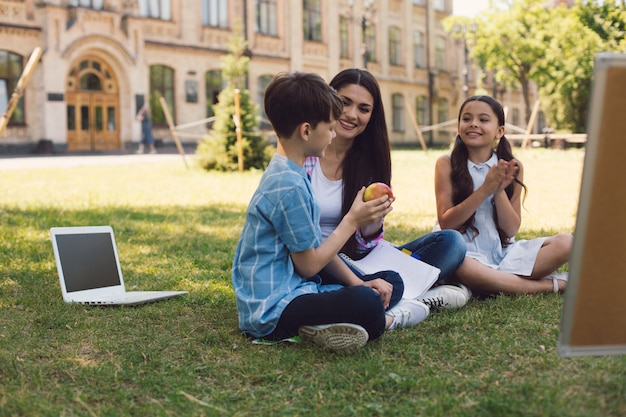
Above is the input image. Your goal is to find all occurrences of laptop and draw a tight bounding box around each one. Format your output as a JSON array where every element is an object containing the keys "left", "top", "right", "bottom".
[{"left": 50, "top": 226, "right": 187, "bottom": 306}]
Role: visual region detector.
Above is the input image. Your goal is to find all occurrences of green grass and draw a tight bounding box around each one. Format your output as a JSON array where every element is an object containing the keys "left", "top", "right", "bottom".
[{"left": 0, "top": 148, "right": 624, "bottom": 417}]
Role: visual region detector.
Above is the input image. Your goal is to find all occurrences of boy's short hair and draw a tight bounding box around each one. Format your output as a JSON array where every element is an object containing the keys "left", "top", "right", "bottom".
[{"left": 264, "top": 72, "right": 343, "bottom": 139}]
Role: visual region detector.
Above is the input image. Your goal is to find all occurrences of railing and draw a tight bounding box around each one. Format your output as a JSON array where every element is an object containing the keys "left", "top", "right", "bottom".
[{"left": 507, "top": 133, "right": 587, "bottom": 147}]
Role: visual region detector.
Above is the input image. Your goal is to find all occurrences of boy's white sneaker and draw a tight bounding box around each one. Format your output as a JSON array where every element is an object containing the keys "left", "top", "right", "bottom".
[
  {"left": 298, "top": 323, "right": 369, "bottom": 353},
  {"left": 387, "top": 299, "right": 430, "bottom": 330},
  {"left": 417, "top": 284, "right": 472, "bottom": 310}
]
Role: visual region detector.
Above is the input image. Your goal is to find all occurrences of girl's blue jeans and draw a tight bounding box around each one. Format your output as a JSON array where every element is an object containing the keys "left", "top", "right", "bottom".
[{"left": 397, "top": 229, "right": 466, "bottom": 283}]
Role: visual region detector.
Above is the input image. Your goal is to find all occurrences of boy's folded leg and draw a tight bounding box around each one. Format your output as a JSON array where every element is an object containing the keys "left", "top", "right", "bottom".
[{"left": 298, "top": 323, "right": 369, "bottom": 353}]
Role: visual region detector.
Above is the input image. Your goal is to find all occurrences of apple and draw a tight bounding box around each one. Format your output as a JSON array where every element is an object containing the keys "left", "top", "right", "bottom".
[{"left": 363, "top": 182, "right": 394, "bottom": 202}]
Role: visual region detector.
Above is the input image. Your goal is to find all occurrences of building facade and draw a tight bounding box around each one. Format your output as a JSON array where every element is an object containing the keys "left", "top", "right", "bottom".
[{"left": 0, "top": 0, "right": 536, "bottom": 153}]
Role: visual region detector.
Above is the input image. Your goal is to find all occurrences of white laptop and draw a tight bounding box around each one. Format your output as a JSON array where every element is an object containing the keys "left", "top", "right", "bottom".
[{"left": 50, "top": 226, "right": 187, "bottom": 306}]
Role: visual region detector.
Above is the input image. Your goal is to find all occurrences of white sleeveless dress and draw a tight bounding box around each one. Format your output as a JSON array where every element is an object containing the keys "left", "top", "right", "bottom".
[{"left": 463, "top": 153, "right": 546, "bottom": 276}]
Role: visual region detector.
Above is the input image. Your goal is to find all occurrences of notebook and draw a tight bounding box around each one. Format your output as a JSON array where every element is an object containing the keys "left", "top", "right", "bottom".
[
  {"left": 339, "top": 240, "right": 440, "bottom": 299},
  {"left": 50, "top": 226, "right": 187, "bottom": 306}
]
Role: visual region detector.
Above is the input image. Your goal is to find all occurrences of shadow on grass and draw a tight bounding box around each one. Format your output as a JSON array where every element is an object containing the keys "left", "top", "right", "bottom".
[
  {"left": 1, "top": 203, "right": 625, "bottom": 417},
  {"left": 0, "top": 204, "right": 246, "bottom": 312}
]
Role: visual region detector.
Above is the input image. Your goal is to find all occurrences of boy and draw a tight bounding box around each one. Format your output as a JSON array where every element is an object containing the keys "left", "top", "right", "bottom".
[{"left": 232, "top": 72, "right": 426, "bottom": 353}]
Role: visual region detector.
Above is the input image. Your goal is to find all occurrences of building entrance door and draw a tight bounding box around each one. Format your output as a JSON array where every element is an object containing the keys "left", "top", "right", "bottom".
[{"left": 66, "top": 57, "right": 120, "bottom": 151}]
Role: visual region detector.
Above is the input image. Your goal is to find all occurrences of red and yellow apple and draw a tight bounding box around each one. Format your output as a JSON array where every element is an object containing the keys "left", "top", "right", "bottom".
[{"left": 363, "top": 182, "right": 394, "bottom": 202}]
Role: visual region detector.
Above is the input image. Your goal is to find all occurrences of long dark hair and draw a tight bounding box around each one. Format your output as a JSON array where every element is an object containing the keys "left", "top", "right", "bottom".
[
  {"left": 329, "top": 69, "right": 391, "bottom": 258},
  {"left": 450, "top": 95, "right": 526, "bottom": 246}
]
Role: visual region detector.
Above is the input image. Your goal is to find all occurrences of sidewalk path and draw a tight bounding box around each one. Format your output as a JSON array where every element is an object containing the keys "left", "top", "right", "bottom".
[{"left": 0, "top": 151, "right": 190, "bottom": 171}]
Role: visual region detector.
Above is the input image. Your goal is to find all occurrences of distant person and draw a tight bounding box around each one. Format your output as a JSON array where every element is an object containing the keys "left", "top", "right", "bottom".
[
  {"left": 434, "top": 95, "right": 572, "bottom": 295},
  {"left": 136, "top": 104, "right": 156, "bottom": 154},
  {"left": 231, "top": 72, "right": 427, "bottom": 354}
]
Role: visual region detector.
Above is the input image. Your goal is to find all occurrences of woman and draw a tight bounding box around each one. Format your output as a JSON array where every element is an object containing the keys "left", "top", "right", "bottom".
[
  {"left": 434, "top": 95, "right": 572, "bottom": 295},
  {"left": 305, "top": 68, "right": 470, "bottom": 310}
]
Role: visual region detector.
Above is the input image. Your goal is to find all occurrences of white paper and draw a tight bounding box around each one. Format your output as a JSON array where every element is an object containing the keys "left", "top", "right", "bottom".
[{"left": 339, "top": 240, "right": 440, "bottom": 299}]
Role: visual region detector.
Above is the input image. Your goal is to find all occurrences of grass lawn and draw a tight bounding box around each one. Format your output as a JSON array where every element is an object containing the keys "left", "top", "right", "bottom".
[{"left": 0, "top": 148, "right": 624, "bottom": 417}]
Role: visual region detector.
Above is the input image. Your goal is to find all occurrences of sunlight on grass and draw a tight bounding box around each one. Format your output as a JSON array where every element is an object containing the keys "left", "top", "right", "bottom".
[
  {"left": 0, "top": 278, "right": 19, "bottom": 308},
  {"left": 178, "top": 277, "right": 234, "bottom": 297},
  {"left": 389, "top": 148, "right": 583, "bottom": 235},
  {"left": 1, "top": 149, "right": 584, "bottom": 235},
  {"left": 2, "top": 149, "right": 624, "bottom": 417},
  {"left": 0, "top": 162, "right": 260, "bottom": 209}
]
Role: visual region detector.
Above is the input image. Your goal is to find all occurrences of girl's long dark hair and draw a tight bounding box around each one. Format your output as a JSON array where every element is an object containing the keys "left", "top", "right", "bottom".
[
  {"left": 329, "top": 69, "right": 391, "bottom": 258},
  {"left": 450, "top": 95, "right": 526, "bottom": 247}
]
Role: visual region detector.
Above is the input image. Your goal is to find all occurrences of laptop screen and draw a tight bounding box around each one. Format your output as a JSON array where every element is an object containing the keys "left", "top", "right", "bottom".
[{"left": 54, "top": 232, "right": 122, "bottom": 292}]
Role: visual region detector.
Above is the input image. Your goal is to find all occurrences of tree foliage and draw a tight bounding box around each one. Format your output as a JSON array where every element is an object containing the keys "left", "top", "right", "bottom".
[
  {"left": 538, "top": 1, "right": 626, "bottom": 132},
  {"left": 445, "top": 0, "right": 626, "bottom": 133},
  {"left": 535, "top": 8, "right": 600, "bottom": 132},
  {"left": 452, "top": 0, "right": 559, "bottom": 122},
  {"left": 577, "top": 0, "right": 626, "bottom": 49},
  {"left": 195, "top": 22, "right": 273, "bottom": 171}
]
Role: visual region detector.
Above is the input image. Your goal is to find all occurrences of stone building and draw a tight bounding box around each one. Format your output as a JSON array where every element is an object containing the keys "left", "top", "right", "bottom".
[{"left": 0, "top": 0, "right": 535, "bottom": 154}]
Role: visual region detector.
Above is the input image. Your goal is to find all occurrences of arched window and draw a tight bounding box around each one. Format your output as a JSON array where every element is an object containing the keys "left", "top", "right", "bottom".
[
  {"left": 70, "top": 0, "right": 104, "bottom": 8},
  {"left": 139, "top": 0, "right": 172, "bottom": 20},
  {"left": 435, "top": 36, "right": 446, "bottom": 71},
  {"left": 256, "top": 0, "right": 277, "bottom": 35},
  {"left": 415, "top": 95, "right": 427, "bottom": 126},
  {"left": 392, "top": 93, "right": 404, "bottom": 132},
  {"left": 437, "top": 98, "right": 448, "bottom": 124},
  {"left": 389, "top": 26, "right": 401, "bottom": 65},
  {"left": 303, "top": 0, "right": 322, "bottom": 41},
  {"left": 149, "top": 65, "right": 175, "bottom": 126},
  {"left": 202, "top": 0, "right": 228, "bottom": 28},
  {"left": 67, "top": 58, "right": 116, "bottom": 94},
  {"left": 205, "top": 69, "right": 223, "bottom": 119},
  {"left": 413, "top": 31, "right": 425, "bottom": 68},
  {"left": 437, "top": 97, "right": 449, "bottom": 140},
  {"left": 0, "top": 51, "right": 25, "bottom": 125},
  {"left": 257, "top": 74, "right": 274, "bottom": 122},
  {"left": 365, "top": 24, "right": 376, "bottom": 63},
  {"left": 79, "top": 73, "right": 102, "bottom": 91},
  {"left": 339, "top": 17, "right": 349, "bottom": 59},
  {"left": 511, "top": 108, "right": 520, "bottom": 128},
  {"left": 537, "top": 111, "right": 546, "bottom": 133}
]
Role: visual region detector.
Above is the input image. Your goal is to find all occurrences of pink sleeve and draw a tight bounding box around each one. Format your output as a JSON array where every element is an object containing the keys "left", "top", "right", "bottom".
[{"left": 354, "top": 223, "right": 385, "bottom": 252}]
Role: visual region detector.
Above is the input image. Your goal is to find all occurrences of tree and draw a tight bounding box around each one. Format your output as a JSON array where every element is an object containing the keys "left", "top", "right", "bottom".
[
  {"left": 460, "top": 0, "right": 557, "bottom": 123},
  {"left": 195, "top": 22, "right": 273, "bottom": 171},
  {"left": 537, "top": 1, "right": 626, "bottom": 132},
  {"left": 577, "top": 0, "right": 626, "bottom": 51},
  {"left": 535, "top": 7, "right": 601, "bottom": 133},
  {"left": 445, "top": 0, "right": 626, "bottom": 133}
]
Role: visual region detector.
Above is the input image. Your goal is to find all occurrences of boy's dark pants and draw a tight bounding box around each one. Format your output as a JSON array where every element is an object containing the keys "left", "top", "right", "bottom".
[{"left": 267, "top": 270, "right": 402, "bottom": 341}]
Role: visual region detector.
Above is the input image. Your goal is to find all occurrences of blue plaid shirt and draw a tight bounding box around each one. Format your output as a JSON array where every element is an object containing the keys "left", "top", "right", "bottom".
[
  {"left": 232, "top": 154, "right": 341, "bottom": 337},
  {"left": 304, "top": 156, "right": 384, "bottom": 254}
]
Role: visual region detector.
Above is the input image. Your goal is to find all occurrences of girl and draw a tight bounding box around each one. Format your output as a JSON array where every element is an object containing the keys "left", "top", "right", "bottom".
[{"left": 435, "top": 95, "right": 572, "bottom": 295}]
